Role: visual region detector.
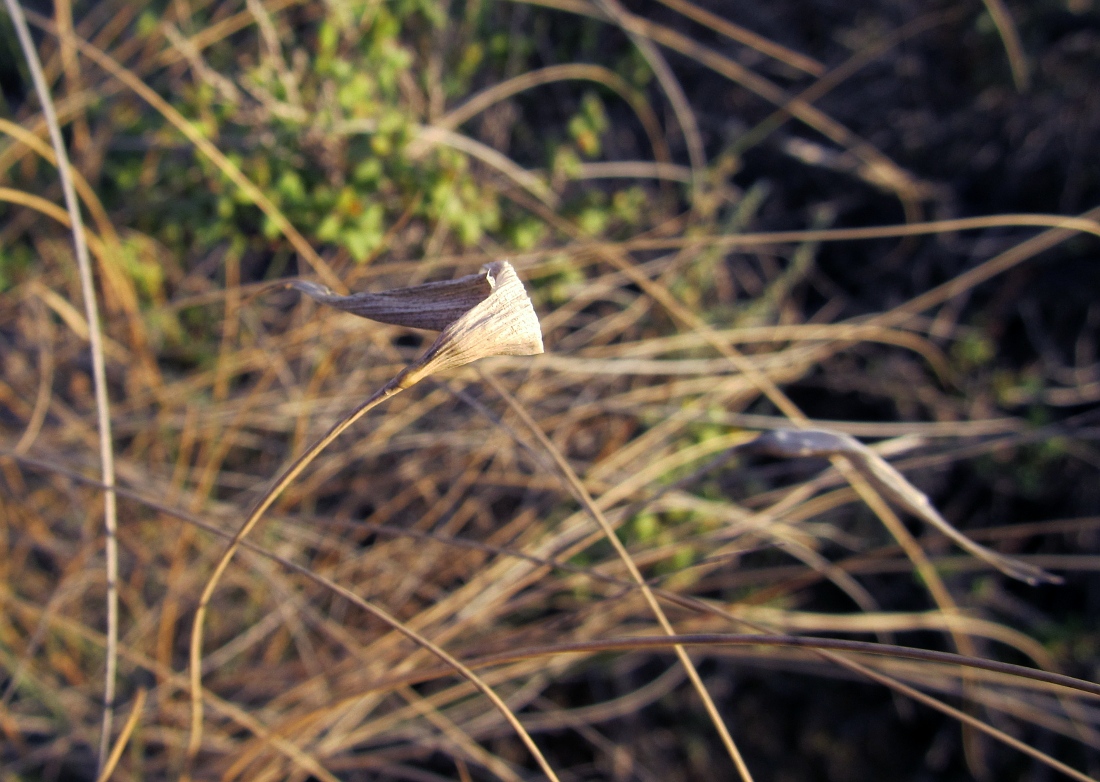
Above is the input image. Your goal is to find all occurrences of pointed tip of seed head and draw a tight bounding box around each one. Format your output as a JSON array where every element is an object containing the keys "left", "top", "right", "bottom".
[{"left": 284, "top": 259, "right": 543, "bottom": 380}]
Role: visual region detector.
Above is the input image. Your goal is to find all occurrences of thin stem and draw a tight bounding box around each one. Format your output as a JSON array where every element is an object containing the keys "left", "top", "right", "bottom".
[
  {"left": 980, "top": 0, "right": 1030, "bottom": 91},
  {"left": 825, "top": 654, "right": 1095, "bottom": 782},
  {"left": 591, "top": 0, "right": 706, "bottom": 196},
  {"left": 482, "top": 370, "right": 756, "bottom": 782},
  {"left": 183, "top": 364, "right": 560, "bottom": 782},
  {"left": 11, "top": 446, "right": 1096, "bottom": 780},
  {"left": 184, "top": 373, "right": 407, "bottom": 768},
  {"left": 94, "top": 689, "right": 147, "bottom": 782},
  {"left": 1, "top": 0, "right": 119, "bottom": 773}
]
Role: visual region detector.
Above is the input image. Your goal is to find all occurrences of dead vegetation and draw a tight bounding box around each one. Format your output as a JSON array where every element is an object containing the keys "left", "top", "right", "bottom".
[{"left": 0, "top": 0, "right": 1098, "bottom": 780}]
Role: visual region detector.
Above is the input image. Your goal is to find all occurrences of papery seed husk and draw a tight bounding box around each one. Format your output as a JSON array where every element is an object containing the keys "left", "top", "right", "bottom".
[
  {"left": 402, "top": 261, "right": 544, "bottom": 383},
  {"left": 287, "top": 270, "right": 494, "bottom": 332},
  {"left": 288, "top": 261, "right": 544, "bottom": 387}
]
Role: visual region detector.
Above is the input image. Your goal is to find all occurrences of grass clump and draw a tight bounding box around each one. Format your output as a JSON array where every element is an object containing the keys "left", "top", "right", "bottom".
[{"left": 0, "top": 1, "right": 1099, "bottom": 780}]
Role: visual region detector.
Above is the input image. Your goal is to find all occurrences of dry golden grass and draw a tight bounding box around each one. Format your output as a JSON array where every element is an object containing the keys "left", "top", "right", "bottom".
[{"left": 0, "top": 1, "right": 1098, "bottom": 780}]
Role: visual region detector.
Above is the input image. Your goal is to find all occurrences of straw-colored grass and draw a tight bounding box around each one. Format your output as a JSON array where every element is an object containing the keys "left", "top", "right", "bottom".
[{"left": 1, "top": 1, "right": 1097, "bottom": 780}]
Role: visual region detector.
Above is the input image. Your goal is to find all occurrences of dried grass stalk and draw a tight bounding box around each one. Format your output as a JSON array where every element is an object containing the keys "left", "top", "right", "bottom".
[
  {"left": 187, "top": 261, "right": 548, "bottom": 775},
  {"left": 748, "top": 428, "right": 1062, "bottom": 586}
]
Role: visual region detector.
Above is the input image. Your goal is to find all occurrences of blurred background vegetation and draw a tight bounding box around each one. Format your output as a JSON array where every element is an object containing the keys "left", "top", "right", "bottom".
[{"left": 0, "top": 0, "right": 1098, "bottom": 779}]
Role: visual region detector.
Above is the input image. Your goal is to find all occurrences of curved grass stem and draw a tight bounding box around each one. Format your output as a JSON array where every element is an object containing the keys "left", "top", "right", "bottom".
[
  {"left": 186, "top": 261, "right": 549, "bottom": 777},
  {"left": 183, "top": 364, "right": 561, "bottom": 781},
  {"left": 184, "top": 374, "right": 409, "bottom": 771}
]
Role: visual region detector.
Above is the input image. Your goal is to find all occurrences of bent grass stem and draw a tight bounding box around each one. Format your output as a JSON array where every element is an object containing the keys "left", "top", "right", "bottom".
[{"left": 186, "top": 262, "right": 553, "bottom": 778}]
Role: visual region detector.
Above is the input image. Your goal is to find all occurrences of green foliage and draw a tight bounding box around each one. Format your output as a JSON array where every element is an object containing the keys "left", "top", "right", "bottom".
[
  {"left": 952, "top": 330, "right": 997, "bottom": 370},
  {"left": 49, "top": 0, "right": 678, "bottom": 280},
  {"left": 118, "top": 234, "right": 168, "bottom": 303},
  {"left": 568, "top": 92, "right": 609, "bottom": 158},
  {"left": 533, "top": 254, "right": 586, "bottom": 306},
  {"left": 0, "top": 243, "right": 33, "bottom": 292},
  {"left": 632, "top": 512, "right": 660, "bottom": 542},
  {"left": 505, "top": 215, "right": 548, "bottom": 250},
  {"left": 90, "top": 0, "right": 611, "bottom": 267}
]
